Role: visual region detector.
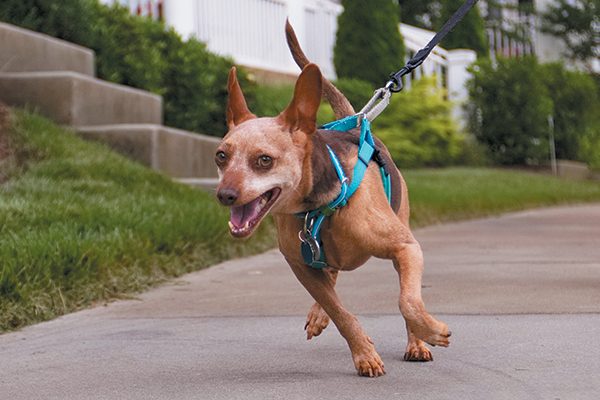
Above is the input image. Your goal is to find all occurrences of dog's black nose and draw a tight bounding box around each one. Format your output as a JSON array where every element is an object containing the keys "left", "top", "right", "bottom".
[{"left": 217, "top": 187, "right": 239, "bottom": 206}]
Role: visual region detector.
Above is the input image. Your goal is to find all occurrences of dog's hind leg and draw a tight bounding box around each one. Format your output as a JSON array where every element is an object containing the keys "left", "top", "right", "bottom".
[
  {"left": 304, "top": 270, "right": 337, "bottom": 340},
  {"left": 392, "top": 244, "right": 451, "bottom": 348},
  {"left": 286, "top": 259, "right": 385, "bottom": 377}
]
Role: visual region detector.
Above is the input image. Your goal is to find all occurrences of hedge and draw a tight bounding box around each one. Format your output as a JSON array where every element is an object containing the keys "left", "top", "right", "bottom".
[{"left": 467, "top": 57, "right": 600, "bottom": 167}]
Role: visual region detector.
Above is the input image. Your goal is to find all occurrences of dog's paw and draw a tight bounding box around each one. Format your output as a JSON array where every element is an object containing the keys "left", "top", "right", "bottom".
[
  {"left": 304, "top": 303, "right": 330, "bottom": 340},
  {"left": 353, "top": 349, "right": 386, "bottom": 378},
  {"left": 408, "top": 317, "right": 452, "bottom": 348},
  {"left": 403, "top": 342, "right": 433, "bottom": 362}
]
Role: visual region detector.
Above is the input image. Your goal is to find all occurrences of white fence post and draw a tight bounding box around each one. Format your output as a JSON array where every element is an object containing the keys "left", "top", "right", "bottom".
[{"left": 446, "top": 49, "right": 477, "bottom": 123}]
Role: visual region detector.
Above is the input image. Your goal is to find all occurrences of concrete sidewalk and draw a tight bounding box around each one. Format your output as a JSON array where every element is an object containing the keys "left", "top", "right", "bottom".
[{"left": 1, "top": 205, "right": 599, "bottom": 399}]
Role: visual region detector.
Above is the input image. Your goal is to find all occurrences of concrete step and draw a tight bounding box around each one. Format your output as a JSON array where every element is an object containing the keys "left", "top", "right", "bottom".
[
  {"left": 0, "top": 71, "right": 162, "bottom": 126},
  {"left": 76, "top": 124, "right": 220, "bottom": 179},
  {"left": 175, "top": 178, "right": 219, "bottom": 191},
  {"left": 0, "top": 22, "right": 95, "bottom": 76}
]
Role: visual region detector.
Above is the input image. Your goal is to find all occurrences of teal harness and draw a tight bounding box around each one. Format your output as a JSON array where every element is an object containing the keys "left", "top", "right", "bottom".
[{"left": 298, "top": 114, "right": 392, "bottom": 269}]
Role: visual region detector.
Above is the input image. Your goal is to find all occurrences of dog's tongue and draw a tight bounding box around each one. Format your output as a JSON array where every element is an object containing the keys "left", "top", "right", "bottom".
[{"left": 230, "top": 197, "right": 262, "bottom": 229}]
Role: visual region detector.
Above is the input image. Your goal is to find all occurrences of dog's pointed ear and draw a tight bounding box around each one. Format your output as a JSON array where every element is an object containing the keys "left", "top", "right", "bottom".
[
  {"left": 278, "top": 63, "right": 322, "bottom": 134},
  {"left": 227, "top": 67, "right": 256, "bottom": 129}
]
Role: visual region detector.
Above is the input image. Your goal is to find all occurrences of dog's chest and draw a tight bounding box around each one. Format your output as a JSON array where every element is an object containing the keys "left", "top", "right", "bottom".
[{"left": 274, "top": 214, "right": 371, "bottom": 270}]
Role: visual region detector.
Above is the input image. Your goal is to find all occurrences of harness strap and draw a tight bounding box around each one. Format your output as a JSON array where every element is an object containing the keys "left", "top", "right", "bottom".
[{"left": 298, "top": 115, "right": 391, "bottom": 269}]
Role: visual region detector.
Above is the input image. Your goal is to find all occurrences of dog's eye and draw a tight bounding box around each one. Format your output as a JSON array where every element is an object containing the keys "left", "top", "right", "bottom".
[
  {"left": 215, "top": 151, "right": 227, "bottom": 165},
  {"left": 257, "top": 155, "right": 273, "bottom": 169}
]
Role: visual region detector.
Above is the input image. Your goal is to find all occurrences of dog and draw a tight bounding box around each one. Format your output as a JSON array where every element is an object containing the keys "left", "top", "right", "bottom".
[{"left": 214, "top": 22, "right": 450, "bottom": 377}]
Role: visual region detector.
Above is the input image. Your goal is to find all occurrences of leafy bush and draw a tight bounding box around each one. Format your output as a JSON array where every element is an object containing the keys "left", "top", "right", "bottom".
[
  {"left": 0, "top": 0, "right": 96, "bottom": 45},
  {"left": 539, "top": 63, "right": 599, "bottom": 162},
  {"left": 467, "top": 57, "right": 600, "bottom": 167},
  {"left": 88, "top": 3, "right": 166, "bottom": 93},
  {"left": 436, "top": 0, "right": 488, "bottom": 56},
  {"left": 248, "top": 84, "right": 294, "bottom": 117},
  {"left": 334, "top": 0, "right": 405, "bottom": 87},
  {"left": 466, "top": 57, "right": 553, "bottom": 165},
  {"left": 333, "top": 78, "right": 375, "bottom": 111},
  {"left": 373, "top": 77, "right": 467, "bottom": 168}
]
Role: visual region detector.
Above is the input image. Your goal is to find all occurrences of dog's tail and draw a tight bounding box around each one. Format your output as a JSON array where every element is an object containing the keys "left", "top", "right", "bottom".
[{"left": 285, "top": 20, "right": 355, "bottom": 120}]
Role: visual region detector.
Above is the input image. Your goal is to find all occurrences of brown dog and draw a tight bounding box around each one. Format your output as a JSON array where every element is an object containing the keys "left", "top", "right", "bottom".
[{"left": 214, "top": 23, "right": 450, "bottom": 377}]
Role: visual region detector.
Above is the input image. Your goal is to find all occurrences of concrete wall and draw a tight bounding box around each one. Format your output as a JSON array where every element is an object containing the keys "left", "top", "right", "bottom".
[
  {"left": 77, "top": 124, "right": 220, "bottom": 178},
  {"left": 0, "top": 22, "right": 95, "bottom": 76},
  {"left": 556, "top": 160, "right": 591, "bottom": 180},
  {"left": 0, "top": 72, "right": 162, "bottom": 126}
]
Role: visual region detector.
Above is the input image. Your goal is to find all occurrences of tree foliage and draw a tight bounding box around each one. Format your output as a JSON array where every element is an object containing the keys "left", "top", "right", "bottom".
[
  {"left": 0, "top": 0, "right": 96, "bottom": 44},
  {"left": 397, "top": 0, "right": 438, "bottom": 29},
  {"left": 436, "top": 0, "right": 489, "bottom": 56},
  {"left": 541, "top": 0, "right": 600, "bottom": 71},
  {"left": 334, "top": 0, "right": 405, "bottom": 87},
  {"left": 539, "top": 63, "right": 599, "bottom": 161},
  {"left": 467, "top": 57, "right": 600, "bottom": 166},
  {"left": 467, "top": 57, "right": 553, "bottom": 165},
  {"left": 397, "top": 0, "right": 488, "bottom": 56}
]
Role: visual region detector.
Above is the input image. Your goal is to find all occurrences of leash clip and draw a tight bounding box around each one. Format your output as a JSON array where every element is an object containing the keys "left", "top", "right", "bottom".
[
  {"left": 298, "top": 213, "right": 324, "bottom": 266},
  {"left": 359, "top": 87, "right": 392, "bottom": 121}
]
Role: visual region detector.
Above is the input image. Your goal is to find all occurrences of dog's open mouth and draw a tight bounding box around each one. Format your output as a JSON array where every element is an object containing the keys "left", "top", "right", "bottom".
[{"left": 228, "top": 188, "right": 281, "bottom": 238}]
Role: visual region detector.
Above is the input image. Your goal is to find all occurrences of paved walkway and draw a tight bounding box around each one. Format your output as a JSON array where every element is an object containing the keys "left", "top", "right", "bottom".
[{"left": 1, "top": 205, "right": 599, "bottom": 399}]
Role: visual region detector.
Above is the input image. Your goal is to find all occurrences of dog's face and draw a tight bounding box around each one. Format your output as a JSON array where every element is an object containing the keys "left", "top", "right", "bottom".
[{"left": 215, "top": 64, "right": 322, "bottom": 238}]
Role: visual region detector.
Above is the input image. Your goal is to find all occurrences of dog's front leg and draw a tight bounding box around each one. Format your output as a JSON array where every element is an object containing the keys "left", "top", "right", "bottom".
[
  {"left": 286, "top": 259, "right": 385, "bottom": 377},
  {"left": 304, "top": 270, "right": 337, "bottom": 340},
  {"left": 393, "top": 242, "right": 451, "bottom": 348}
]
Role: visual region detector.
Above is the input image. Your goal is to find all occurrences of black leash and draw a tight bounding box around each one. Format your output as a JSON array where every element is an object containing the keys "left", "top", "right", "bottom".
[
  {"left": 386, "top": 0, "right": 480, "bottom": 93},
  {"left": 360, "top": 0, "right": 479, "bottom": 120}
]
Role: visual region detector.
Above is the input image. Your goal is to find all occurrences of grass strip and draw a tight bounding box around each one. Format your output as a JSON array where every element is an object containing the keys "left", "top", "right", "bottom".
[
  {"left": 405, "top": 168, "right": 600, "bottom": 227},
  {"left": 0, "top": 109, "right": 275, "bottom": 331}
]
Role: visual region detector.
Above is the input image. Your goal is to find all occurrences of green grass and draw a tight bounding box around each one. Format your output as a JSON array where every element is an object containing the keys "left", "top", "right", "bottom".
[
  {"left": 405, "top": 168, "right": 600, "bottom": 227},
  {"left": 0, "top": 109, "right": 275, "bottom": 332},
  {"left": 2, "top": 109, "right": 600, "bottom": 333}
]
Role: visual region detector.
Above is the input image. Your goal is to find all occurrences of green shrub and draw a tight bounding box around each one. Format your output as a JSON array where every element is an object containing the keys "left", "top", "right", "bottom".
[
  {"left": 334, "top": 0, "right": 406, "bottom": 87},
  {"left": 88, "top": 3, "right": 166, "bottom": 93},
  {"left": 372, "top": 77, "right": 466, "bottom": 167},
  {"left": 248, "top": 84, "right": 295, "bottom": 117},
  {"left": 333, "top": 78, "right": 375, "bottom": 111},
  {"left": 87, "top": 3, "right": 245, "bottom": 136},
  {"left": 467, "top": 57, "right": 600, "bottom": 167},
  {"left": 157, "top": 32, "right": 241, "bottom": 135},
  {"left": 437, "top": 0, "right": 489, "bottom": 57},
  {"left": 466, "top": 57, "right": 553, "bottom": 165},
  {"left": 0, "top": 0, "right": 96, "bottom": 45},
  {"left": 539, "top": 63, "right": 599, "bottom": 162}
]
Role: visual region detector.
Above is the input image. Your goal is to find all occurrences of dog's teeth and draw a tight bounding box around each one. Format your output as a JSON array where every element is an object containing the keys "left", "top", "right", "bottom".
[
  {"left": 243, "top": 221, "right": 250, "bottom": 230},
  {"left": 259, "top": 198, "right": 267, "bottom": 207},
  {"left": 228, "top": 221, "right": 235, "bottom": 231}
]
